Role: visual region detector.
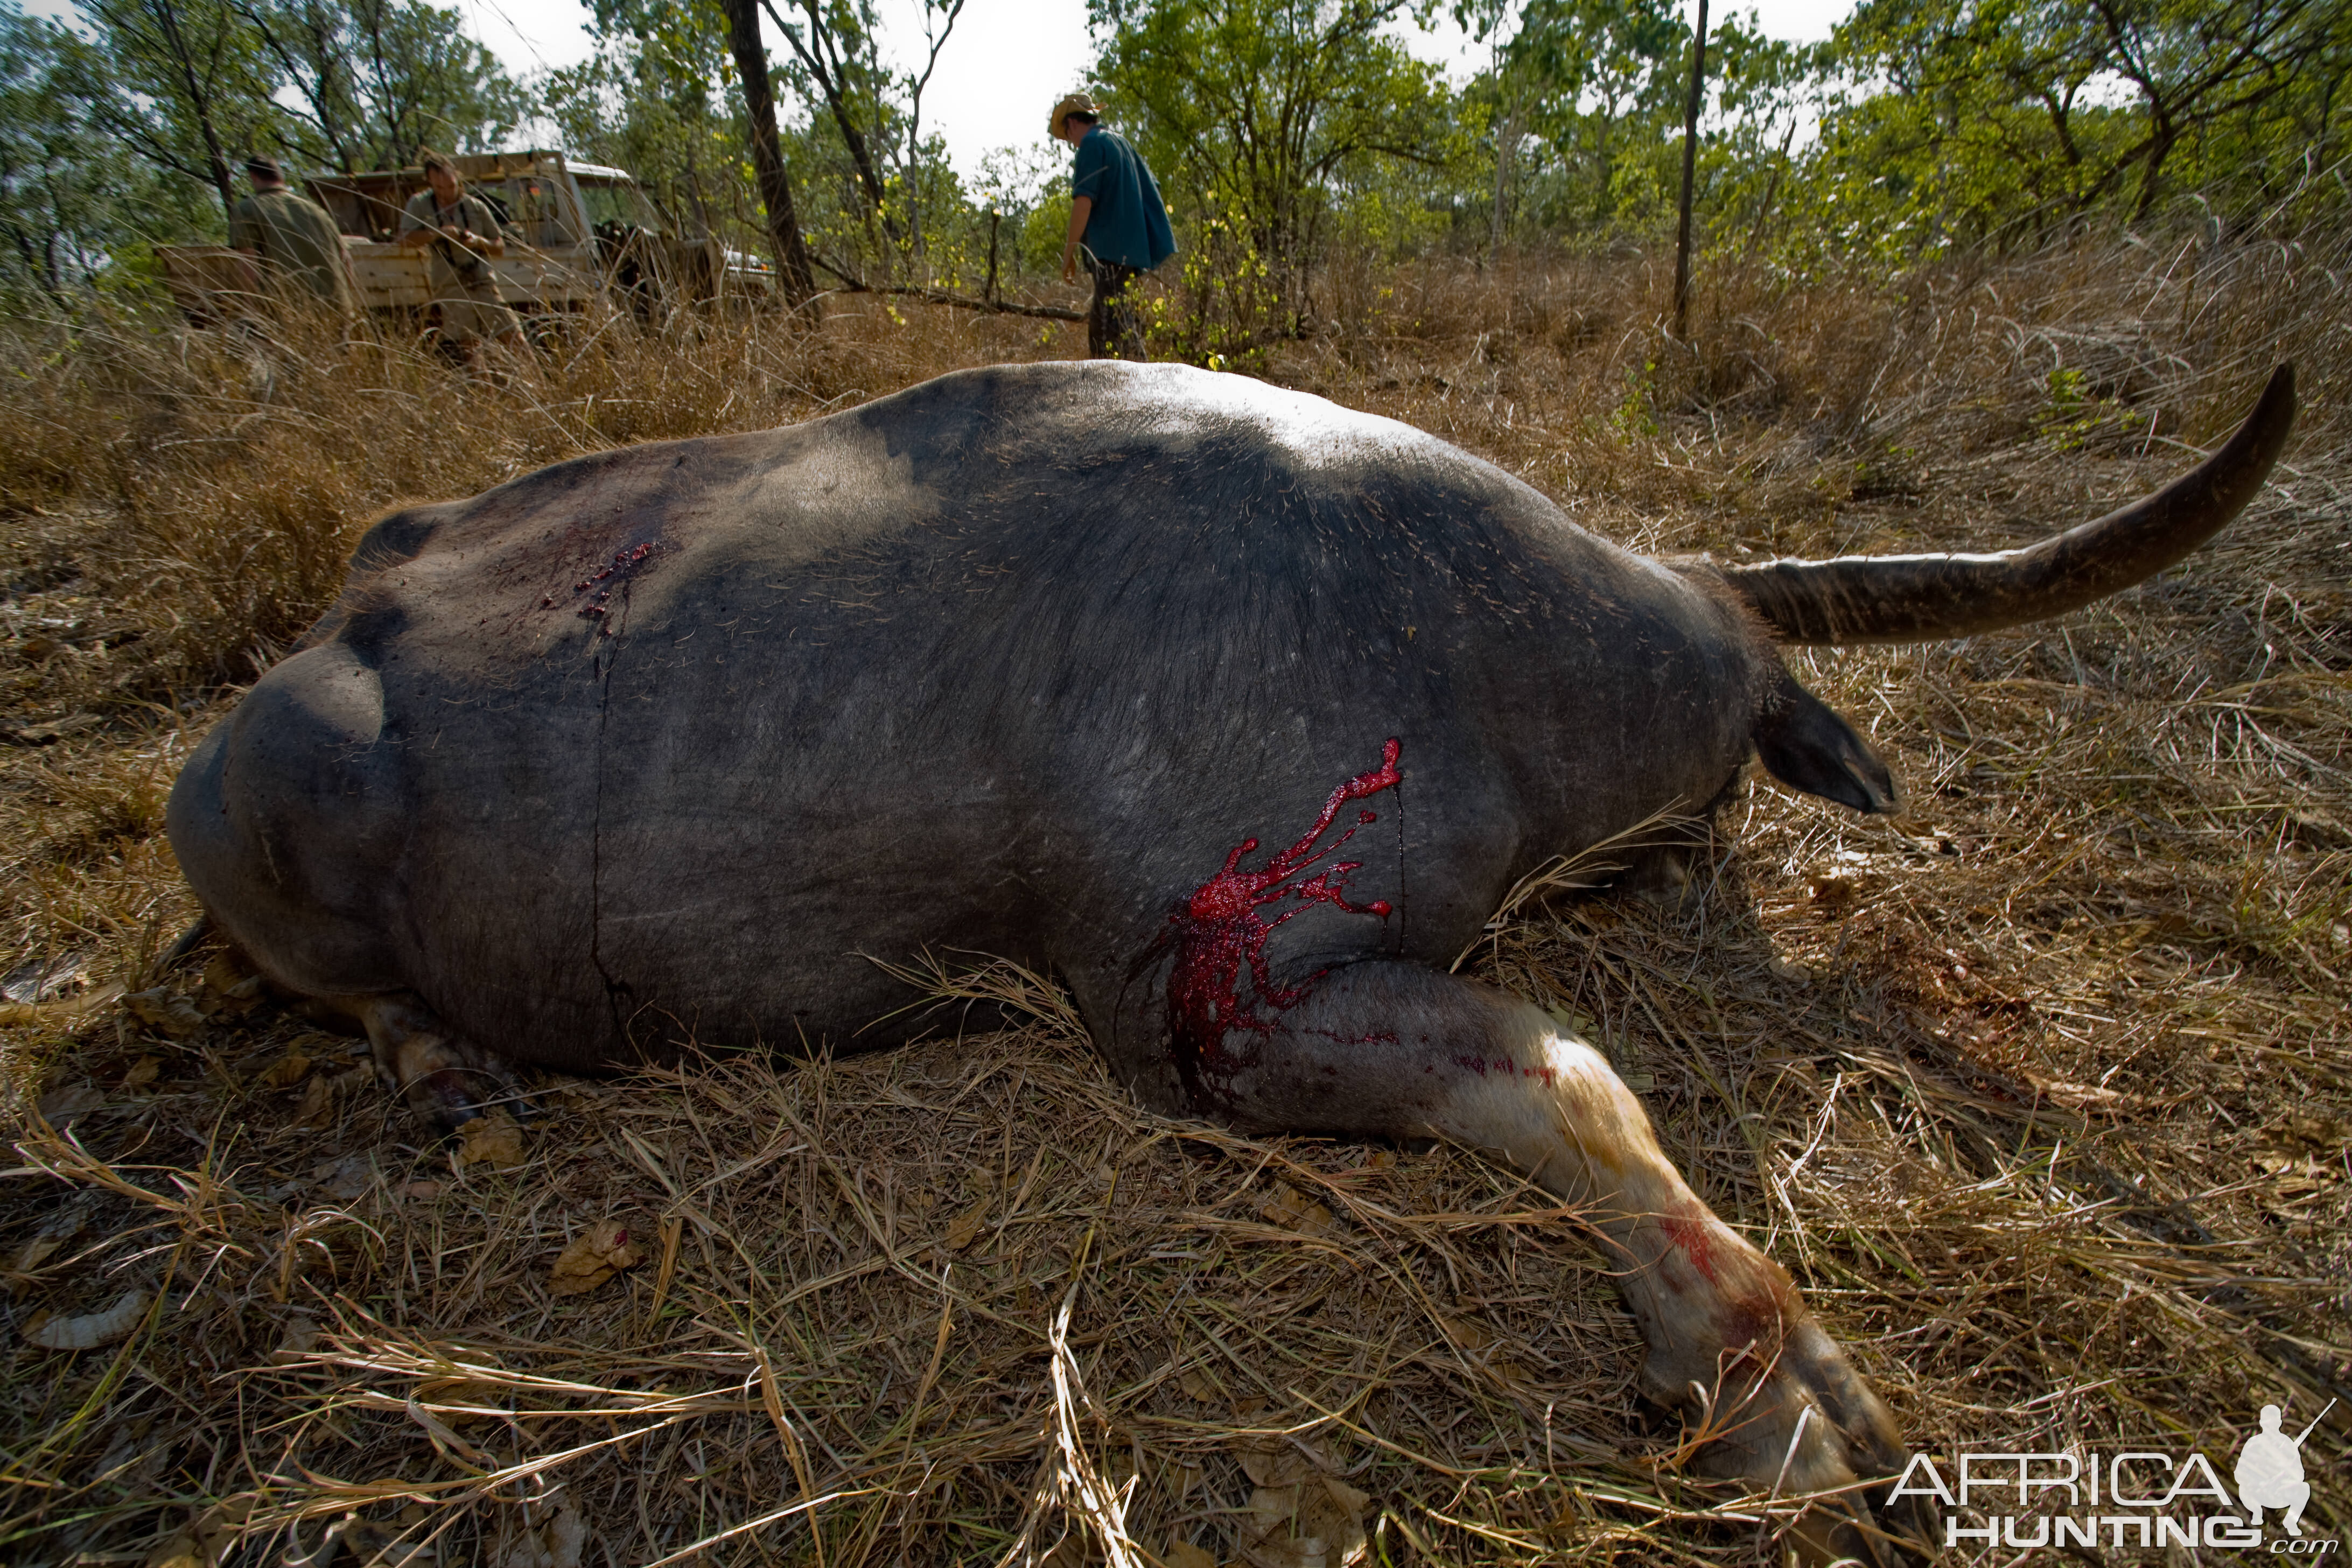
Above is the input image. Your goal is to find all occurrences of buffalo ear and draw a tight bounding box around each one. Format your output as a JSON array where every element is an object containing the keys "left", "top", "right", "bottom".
[{"left": 1753, "top": 678, "right": 1901, "bottom": 814}]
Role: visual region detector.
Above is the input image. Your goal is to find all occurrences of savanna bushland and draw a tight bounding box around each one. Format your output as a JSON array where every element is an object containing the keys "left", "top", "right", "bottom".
[{"left": 0, "top": 0, "right": 2347, "bottom": 1563}]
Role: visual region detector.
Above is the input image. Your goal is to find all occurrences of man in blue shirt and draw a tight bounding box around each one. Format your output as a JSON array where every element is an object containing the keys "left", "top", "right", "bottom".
[{"left": 1051, "top": 93, "right": 1175, "bottom": 360}]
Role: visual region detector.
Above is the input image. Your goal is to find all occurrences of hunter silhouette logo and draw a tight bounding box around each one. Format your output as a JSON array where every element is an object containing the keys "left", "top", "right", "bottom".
[
  {"left": 2239, "top": 1401, "right": 2333, "bottom": 1537},
  {"left": 1893, "top": 1397, "right": 2339, "bottom": 1552}
]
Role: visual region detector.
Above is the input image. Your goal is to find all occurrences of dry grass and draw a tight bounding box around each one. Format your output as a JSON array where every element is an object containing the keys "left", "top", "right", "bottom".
[{"left": 1, "top": 236, "right": 2347, "bottom": 1567}]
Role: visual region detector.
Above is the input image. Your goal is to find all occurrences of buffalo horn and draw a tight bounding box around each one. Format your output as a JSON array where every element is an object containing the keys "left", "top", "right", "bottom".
[{"left": 1721, "top": 363, "right": 2297, "bottom": 646}]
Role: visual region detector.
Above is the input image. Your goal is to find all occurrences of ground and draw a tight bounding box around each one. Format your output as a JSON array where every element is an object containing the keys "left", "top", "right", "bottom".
[{"left": 1, "top": 242, "right": 2346, "bottom": 1566}]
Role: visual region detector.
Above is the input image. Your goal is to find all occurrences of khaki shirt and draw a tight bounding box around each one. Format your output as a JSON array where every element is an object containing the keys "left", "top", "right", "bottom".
[
  {"left": 228, "top": 187, "right": 355, "bottom": 314},
  {"left": 398, "top": 188, "right": 510, "bottom": 295}
]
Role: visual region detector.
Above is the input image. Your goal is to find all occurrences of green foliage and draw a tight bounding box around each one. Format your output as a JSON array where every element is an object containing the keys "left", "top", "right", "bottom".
[
  {"left": 2036, "top": 364, "right": 2150, "bottom": 450},
  {"left": 1452, "top": 0, "right": 2346, "bottom": 269},
  {"left": 0, "top": 0, "right": 2341, "bottom": 323},
  {"left": 0, "top": 0, "right": 524, "bottom": 301},
  {"left": 0, "top": 8, "right": 204, "bottom": 304},
  {"left": 972, "top": 141, "right": 1064, "bottom": 287},
  {"left": 765, "top": 0, "right": 898, "bottom": 252},
  {"left": 1143, "top": 188, "right": 1282, "bottom": 371},
  {"left": 548, "top": 0, "right": 746, "bottom": 240},
  {"left": 579, "top": 0, "right": 1012, "bottom": 289},
  {"left": 52, "top": 0, "right": 283, "bottom": 220},
  {"left": 249, "top": 0, "right": 527, "bottom": 173},
  {"left": 1608, "top": 354, "right": 1661, "bottom": 438},
  {"left": 1449, "top": 0, "right": 1818, "bottom": 250},
  {"left": 1093, "top": 0, "right": 1459, "bottom": 353},
  {"left": 750, "top": 0, "right": 982, "bottom": 284},
  {"left": 1483, "top": 0, "right": 1686, "bottom": 232},
  {"left": 53, "top": 0, "right": 520, "bottom": 220},
  {"left": 1796, "top": 0, "right": 2351, "bottom": 256}
]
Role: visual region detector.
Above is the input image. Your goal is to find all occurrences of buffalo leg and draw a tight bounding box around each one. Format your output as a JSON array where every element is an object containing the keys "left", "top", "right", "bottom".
[
  {"left": 1194, "top": 961, "right": 1912, "bottom": 1556},
  {"left": 335, "top": 991, "right": 528, "bottom": 1133}
]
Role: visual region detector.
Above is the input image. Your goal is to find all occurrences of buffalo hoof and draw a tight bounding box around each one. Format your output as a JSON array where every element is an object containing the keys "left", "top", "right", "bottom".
[
  {"left": 348, "top": 991, "right": 533, "bottom": 1136},
  {"left": 396, "top": 1037, "right": 533, "bottom": 1138},
  {"left": 1649, "top": 1319, "right": 1931, "bottom": 1564}
]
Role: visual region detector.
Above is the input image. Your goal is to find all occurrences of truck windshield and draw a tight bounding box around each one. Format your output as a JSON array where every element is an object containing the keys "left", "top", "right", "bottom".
[
  {"left": 504, "top": 174, "right": 576, "bottom": 246},
  {"left": 577, "top": 179, "right": 662, "bottom": 234}
]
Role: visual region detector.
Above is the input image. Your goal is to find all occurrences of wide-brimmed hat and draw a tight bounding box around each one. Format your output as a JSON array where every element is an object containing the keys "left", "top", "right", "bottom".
[
  {"left": 244, "top": 155, "right": 283, "bottom": 181},
  {"left": 1047, "top": 93, "right": 1101, "bottom": 137}
]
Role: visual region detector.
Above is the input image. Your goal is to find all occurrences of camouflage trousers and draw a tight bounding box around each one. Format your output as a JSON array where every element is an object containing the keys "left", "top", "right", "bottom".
[
  {"left": 433, "top": 277, "right": 521, "bottom": 344},
  {"left": 1088, "top": 261, "right": 1145, "bottom": 361}
]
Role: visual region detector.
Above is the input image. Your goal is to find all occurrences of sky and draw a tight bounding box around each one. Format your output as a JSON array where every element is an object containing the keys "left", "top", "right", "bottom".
[
  {"left": 20, "top": 0, "right": 1863, "bottom": 183},
  {"left": 452, "top": 0, "right": 1862, "bottom": 180}
]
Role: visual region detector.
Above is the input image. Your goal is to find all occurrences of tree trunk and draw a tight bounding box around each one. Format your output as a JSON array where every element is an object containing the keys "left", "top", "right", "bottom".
[
  {"left": 985, "top": 207, "right": 1000, "bottom": 306},
  {"left": 1747, "top": 116, "right": 1796, "bottom": 246},
  {"left": 719, "top": 0, "right": 816, "bottom": 310},
  {"left": 1672, "top": 0, "right": 1710, "bottom": 338},
  {"left": 148, "top": 0, "right": 237, "bottom": 222},
  {"left": 2131, "top": 114, "right": 2178, "bottom": 223},
  {"left": 1491, "top": 100, "right": 1516, "bottom": 257},
  {"left": 760, "top": 0, "right": 897, "bottom": 246}
]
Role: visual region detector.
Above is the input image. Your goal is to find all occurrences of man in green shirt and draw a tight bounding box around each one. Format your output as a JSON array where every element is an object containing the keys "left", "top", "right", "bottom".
[
  {"left": 228, "top": 156, "right": 357, "bottom": 318},
  {"left": 398, "top": 148, "right": 524, "bottom": 358},
  {"left": 1051, "top": 94, "right": 1175, "bottom": 360}
]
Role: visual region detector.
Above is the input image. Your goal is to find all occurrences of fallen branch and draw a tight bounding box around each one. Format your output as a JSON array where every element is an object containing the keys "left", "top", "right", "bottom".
[
  {"left": 805, "top": 250, "right": 1084, "bottom": 322},
  {"left": 878, "top": 285, "right": 1085, "bottom": 324}
]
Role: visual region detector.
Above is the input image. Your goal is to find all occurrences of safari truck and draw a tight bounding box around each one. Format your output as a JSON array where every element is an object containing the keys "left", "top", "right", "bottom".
[{"left": 160, "top": 151, "right": 770, "bottom": 324}]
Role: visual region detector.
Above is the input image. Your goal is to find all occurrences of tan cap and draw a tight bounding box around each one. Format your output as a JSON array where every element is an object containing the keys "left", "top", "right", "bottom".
[{"left": 1048, "top": 92, "right": 1101, "bottom": 137}]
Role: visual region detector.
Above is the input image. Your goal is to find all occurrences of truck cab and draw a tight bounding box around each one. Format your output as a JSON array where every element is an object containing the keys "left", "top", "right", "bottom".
[
  {"left": 158, "top": 151, "right": 771, "bottom": 325},
  {"left": 307, "top": 151, "right": 723, "bottom": 311}
]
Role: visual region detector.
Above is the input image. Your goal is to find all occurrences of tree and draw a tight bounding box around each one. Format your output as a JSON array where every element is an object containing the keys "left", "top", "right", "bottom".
[
  {"left": 759, "top": 0, "right": 972, "bottom": 279},
  {"left": 1488, "top": 0, "right": 1688, "bottom": 230},
  {"left": 1672, "top": 0, "right": 1709, "bottom": 333},
  {"left": 1698, "top": 16, "right": 1815, "bottom": 244},
  {"left": 1094, "top": 0, "right": 1453, "bottom": 333},
  {"left": 244, "top": 0, "right": 526, "bottom": 172},
  {"left": 0, "top": 10, "right": 191, "bottom": 303},
  {"left": 1812, "top": 0, "right": 2350, "bottom": 249},
  {"left": 760, "top": 0, "right": 896, "bottom": 249},
  {"left": 717, "top": 0, "right": 816, "bottom": 302},
  {"left": 0, "top": 13, "right": 79, "bottom": 299},
  {"left": 244, "top": 0, "right": 366, "bottom": 171},
  {"left": 545, "top": 11, "right": 734, "bottom": 236},
  {"left": 894, "top": 0, "right": 962, "bottom": 263},
  {"left": 34, "top": 0, "right": 521, "bottom": 245},
  {"left": 2082, "top": 0, "right": 2342, "bottom": 217},
  {"left": 582, "top": 0, "right": 957, "bottom": 284},
  {"left": 55, "top": 0, "right": 278, "bottom": 220}
]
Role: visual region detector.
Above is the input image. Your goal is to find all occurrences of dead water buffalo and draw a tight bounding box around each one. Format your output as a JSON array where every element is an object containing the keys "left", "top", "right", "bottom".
[{"left": 167, "top": 360, "right": 2294, "bottom": 1551}]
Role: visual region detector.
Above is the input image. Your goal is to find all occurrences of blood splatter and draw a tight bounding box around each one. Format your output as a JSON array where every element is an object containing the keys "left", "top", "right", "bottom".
[
  {"left": 1662, "top": 1211, "right": 1721, "bottom": 1285},
  {"left": 1166, "top": 738, "right": 1402, "bottom": 1105},
  {"left": 1311, "top": 1028, "right": 1399, "bottom": 1048},
  {"left": 565, "top": 541, "right": 662, "bottom": 620},
  {"left": 1716, "top": 1296, "right": 1773, "bottom": 1353}
]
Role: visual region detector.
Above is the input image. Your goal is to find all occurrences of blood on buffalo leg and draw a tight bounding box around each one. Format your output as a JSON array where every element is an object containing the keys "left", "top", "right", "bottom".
[
  {"left": 1192, "top": 960, "right": 1913, "bottom": 1556},
  {"left": 332, "top": 991, "right": 528, "bottom": 1133}
]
